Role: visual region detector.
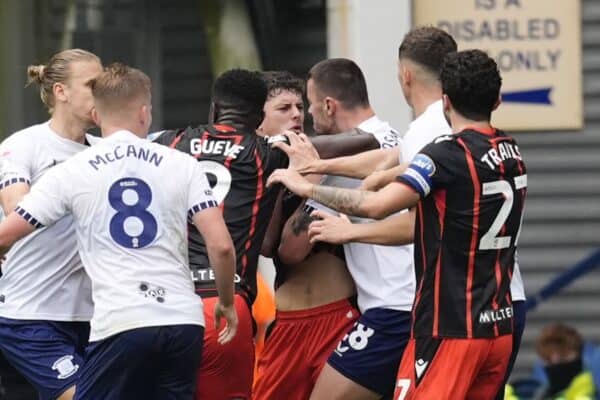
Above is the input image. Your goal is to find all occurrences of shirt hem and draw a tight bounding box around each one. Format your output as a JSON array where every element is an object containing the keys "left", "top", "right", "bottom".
[
  {"left": 89, "top": 318, "right": 205, "bottom": 342},
  {"left": 0, "top": 311, "right": 92, "bottom": 322}
]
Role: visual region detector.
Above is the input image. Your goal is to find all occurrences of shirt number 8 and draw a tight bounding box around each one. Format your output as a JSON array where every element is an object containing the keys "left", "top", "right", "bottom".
[{"left": 108, "top": 178, "right": 157, "bottom": 249}]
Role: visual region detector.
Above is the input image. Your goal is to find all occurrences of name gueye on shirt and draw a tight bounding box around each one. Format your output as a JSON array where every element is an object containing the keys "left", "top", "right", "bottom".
[{"left": 154, "top": 124, "right": 288, "bottom": 304}]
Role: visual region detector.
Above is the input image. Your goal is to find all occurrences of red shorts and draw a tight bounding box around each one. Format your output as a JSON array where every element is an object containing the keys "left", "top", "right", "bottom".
[
  {"left": 253, "top": 299, "right": 358, "bottom": 400},
  {"left": 196, "top": 294, "right": 254, "bottom": 400},
  {"left": 394, "top": 335, "right": 512, "bottom": 400}
]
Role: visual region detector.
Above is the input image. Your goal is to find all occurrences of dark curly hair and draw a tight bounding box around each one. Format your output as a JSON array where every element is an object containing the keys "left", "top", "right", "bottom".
[
  {"left": 212, "top": 68, "right": 267, "bottom": 116},
  {"left": 262, "top": 71, "right": 304, "bottom": 99},
  {"left": 398, "top": 26, "right": 457, "bottom": 78},
  {"left": 440, "top": 49, "right": 502, "bottom": 121}
]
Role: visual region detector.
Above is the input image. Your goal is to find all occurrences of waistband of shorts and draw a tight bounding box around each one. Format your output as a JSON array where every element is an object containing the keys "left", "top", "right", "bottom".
[{"left": 276, "top": 298, "right": 355, "bottom": 321}]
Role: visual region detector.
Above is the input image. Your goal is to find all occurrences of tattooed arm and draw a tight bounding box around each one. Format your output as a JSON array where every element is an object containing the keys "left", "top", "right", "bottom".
[
  {"left": 267, "top": 167, "right": 420, "bottom": 219},
  {"left": 277, "top": 202, "right": 319, "bottom": 265}
]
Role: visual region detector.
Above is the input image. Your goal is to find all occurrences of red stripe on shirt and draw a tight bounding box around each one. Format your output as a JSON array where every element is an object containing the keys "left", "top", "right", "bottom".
[
  {"left": 433, "top": 189, "right": 446, "bottom": 337},
  {"left": 411, "top": 202, "right": 427, "bottom": 338},
  {"left": 241, "top": 149, "right": 264, "bottom": 275},
  {"left": 457, "top": 138, "right": 480, "bottom": 339}
]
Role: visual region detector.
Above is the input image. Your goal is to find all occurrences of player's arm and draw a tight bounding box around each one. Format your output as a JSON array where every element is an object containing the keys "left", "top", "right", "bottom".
[
  {"left": 0, "top": 137, "right": 34, "bottom": 215},
  {"left": 268, "top": 140, "right": 456, "bottom": 219},
  {"left": 0, "top": 183, "right": 30, "bottom": 216},
  {"left": 310, "top": 128, "right": 381, "bottom": 159},
  {"left": 317, "top": 146, "right": 400, "bottom": 179},
  {"left": 307, "top": 209, "right": 415, "bottom": 246},
  {"left": 272, "top": 130, "right": 395, "bottom": 178},
  {"left": 188, "top": 161, "right": 237, "bottom": 343},
  {"left": 192, "top": 207, "right": 237, "bottom": 344},
  {"left": 268, "top": 167, "right": 419, "bottom": 220},
  {"left": 260, "top": 191, "right": 284, "bottom": 258},
  {"left": 0, "top": 166, "right": 71, "bottom": 256},
  {"left": 360, "top": 163, "right": 408, "bottom": 191},
  {"left": 0, "top": 212, "right": 36, "bottom": 255}
]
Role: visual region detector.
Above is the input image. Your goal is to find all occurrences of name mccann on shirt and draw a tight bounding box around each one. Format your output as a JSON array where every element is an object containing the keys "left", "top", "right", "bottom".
[
  {"left": 480, "top": 141, "right": 522, "bottom": 170},
  {"left": 88, "top": 145, "right": 164, "bottom": 171},
  {"left": 190, "top": 138, "right": 245, "bottom": 160}
]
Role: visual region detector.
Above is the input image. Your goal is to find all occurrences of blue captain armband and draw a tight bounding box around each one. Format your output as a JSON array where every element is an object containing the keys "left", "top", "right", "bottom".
[{"left": 398, "top": 154, "right": 436, "bottom": 197}]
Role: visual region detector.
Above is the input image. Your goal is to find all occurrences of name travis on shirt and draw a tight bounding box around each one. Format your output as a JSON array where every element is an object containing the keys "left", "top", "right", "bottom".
[
  {"left": 190, "top": 139, "right": 245, "bottom": 160},
  {"left": 89, "top": 145, "right": 163, "bottom": 171},
  {"left": 480, "top": 141, "right": 522, "bottom": 170}
]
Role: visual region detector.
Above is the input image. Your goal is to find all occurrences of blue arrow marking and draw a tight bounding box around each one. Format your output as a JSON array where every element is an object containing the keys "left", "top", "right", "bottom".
[{"left": 501, "top": 87, "right": 552, "bottom": 105}]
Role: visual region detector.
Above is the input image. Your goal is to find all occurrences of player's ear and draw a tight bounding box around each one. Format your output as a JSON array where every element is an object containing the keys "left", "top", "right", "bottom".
[
  {"left": 442, "top": 94, "right": 452, "bottom": 113},
  {"left": 53, "top": 82, "right": 68, "bottom": 104},
  {"left": 91, "top": 107, "right": 100, "bottom": 126},
  {"left": 324, "top": 97, "right": 335, "bottom": 116},
  {"left": 141, "top": 104, "right": 152, "bottom": 129},
  {"left": 400, "top": 64, "right": 411, "bottom": 86},
  {"left": 493, "top": 95, "right": 501, "bottom": 111}
]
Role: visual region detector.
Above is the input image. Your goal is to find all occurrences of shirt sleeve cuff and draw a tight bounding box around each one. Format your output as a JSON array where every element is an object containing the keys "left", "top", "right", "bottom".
[
  {"left": 188, "top": 200, "right": 219, "bottom": 218},
  {"left": 14, "top": 206, "right": 45, "bottom": 229},
  {"left": 0, "top": 177, "right": 30, "bottom": 190}
]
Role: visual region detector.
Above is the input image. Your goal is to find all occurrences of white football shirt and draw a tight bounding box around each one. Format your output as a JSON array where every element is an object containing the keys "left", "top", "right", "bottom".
[
  {"left": 0, "top": 121, "right": 93, "bottom": 321},
  {"left": 18, "top": 130, "right": 216, "bottom": 341},
  {"left": 308, "top": 116, "right": 415, "bottom": 313}
]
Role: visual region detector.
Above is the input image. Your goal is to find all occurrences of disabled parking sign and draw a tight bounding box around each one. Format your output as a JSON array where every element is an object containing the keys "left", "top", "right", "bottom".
[{"left": 414, "top": 0, "right": 583, "bottom": 131}]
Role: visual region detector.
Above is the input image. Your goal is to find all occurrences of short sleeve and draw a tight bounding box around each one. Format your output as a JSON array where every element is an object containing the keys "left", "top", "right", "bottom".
[
  {"left": 371, "top": 127, "right": 403, "bottom": 149},
  {"left": 152, "top": 129, "right": 181, "bottom": 146},
  {"left": 263, "top": 136, "right": 289, "bottom": 172},
  {"left": 16, "top": 165, "right": 70, "bottom": 228},
  {"left": 187, "top": 160, "right": 219, "bottom": 218},
  {"left": 396, "top": 136, "right": 461, "bottom": 198},
  {"left": 0, "top": 136, "right": 33, "bottom": 190}
]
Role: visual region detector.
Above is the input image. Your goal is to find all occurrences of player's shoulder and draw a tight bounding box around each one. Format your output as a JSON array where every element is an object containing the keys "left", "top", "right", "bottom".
[
  {"left": 423, "top": 133, "right": 459, "bottom": 150},
  {"left": 418, "top": 133, "right": 464, "bottom": 164},
  {"left": 150, "top": 128, "right": 185, "bottom": 146},
  {"left": 2, "top": 122, "right": 47, "bottom": 147}
]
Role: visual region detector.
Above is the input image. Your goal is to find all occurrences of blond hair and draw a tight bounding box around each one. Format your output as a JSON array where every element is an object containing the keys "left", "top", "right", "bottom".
[
  {"left": 27, "top": 49, "right": 100, "bottom": 114},
  {"left": 91, "top": 63, "right": 151, "bottom": 114}
]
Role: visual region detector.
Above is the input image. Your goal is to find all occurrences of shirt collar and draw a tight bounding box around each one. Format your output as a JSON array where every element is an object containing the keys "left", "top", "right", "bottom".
[
  {"left": 409, "top": 99, "right": 444, "bottom": 129},
  {"left": 357, "top": 115, "right": 385, "bottom": 132}
]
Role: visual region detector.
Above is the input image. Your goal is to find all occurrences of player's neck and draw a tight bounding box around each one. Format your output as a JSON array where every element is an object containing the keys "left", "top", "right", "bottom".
[
  {"left": 101, "top": 124, "right": 147, "bottom": 139},
  {"left": 336, "top": 106, "right": 375, "bottom": 132},
  {"left": 450, "top": 114, "right": 493, "bottom": 134},
  {"left": 214, "top": 109, "right": 260, "bottom": 133},
  {"left": 411, "top": 84, "right": 443, "bottom": 118},
  {"left": 49, "top": 113, "right": 89, "bottom": 144}
]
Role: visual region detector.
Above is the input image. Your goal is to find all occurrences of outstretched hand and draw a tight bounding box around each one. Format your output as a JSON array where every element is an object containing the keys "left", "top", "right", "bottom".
[{"left": 270, "top": 131, "right": 320, "bottom": 174}]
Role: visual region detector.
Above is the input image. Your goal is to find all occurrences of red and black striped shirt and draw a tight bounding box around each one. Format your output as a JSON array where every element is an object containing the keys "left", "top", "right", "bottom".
[
  {"left": 397, "top": 127, "right": 527, "bottom": 339},
  {"left": 155, "top": 124, "right": 288, "bottom": 303}
]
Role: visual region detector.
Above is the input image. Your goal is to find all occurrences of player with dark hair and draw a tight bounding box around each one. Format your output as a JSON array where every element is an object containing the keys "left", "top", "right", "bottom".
[
  {"left": 257, "top": 71, "right": 305, "bottom": 137},
  {"left": 268, "top": 49, "right": 527, "bottom": 399},
  {"left": 155, "top": 68, "right": 283, "bottom": 400}
]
